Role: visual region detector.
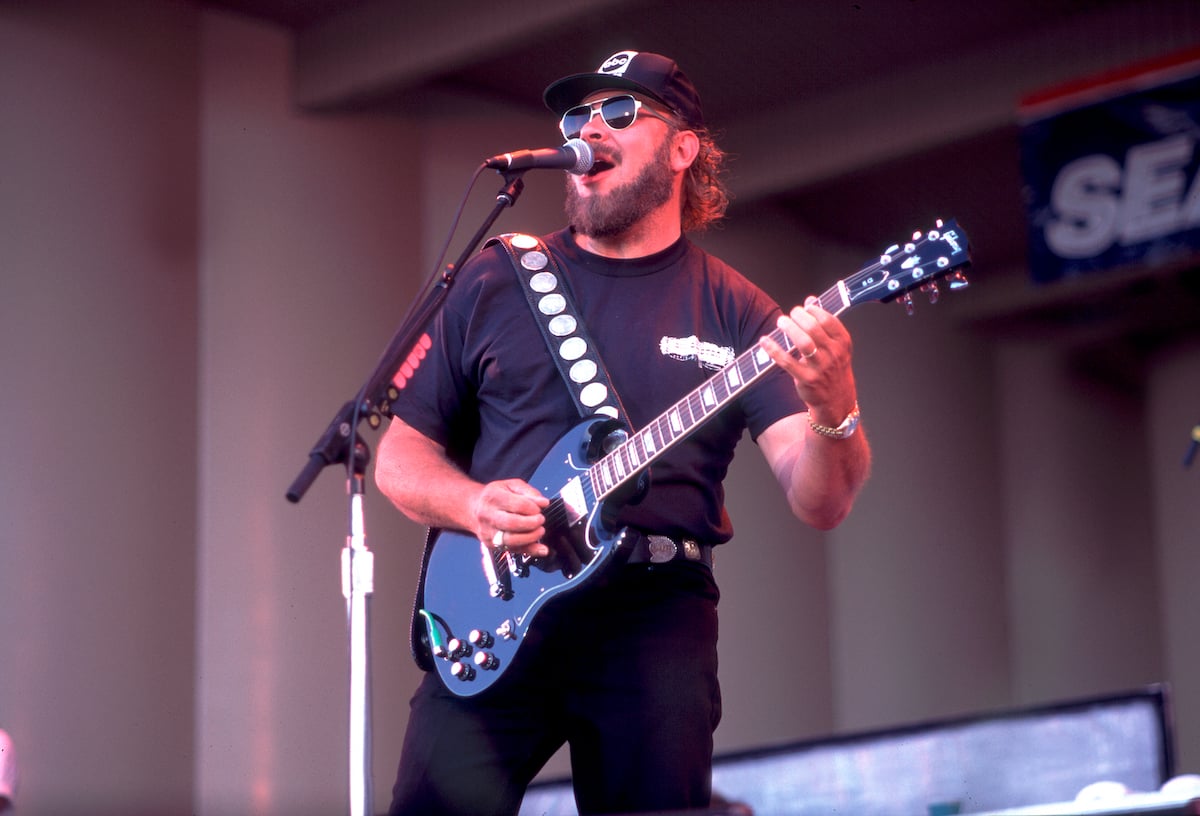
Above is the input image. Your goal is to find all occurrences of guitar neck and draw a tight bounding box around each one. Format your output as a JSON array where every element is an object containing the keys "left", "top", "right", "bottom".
[
  {"left": 584, "top": 218, "right": 971, "bottom": 501},
  {"left": 587, "top": 282, "right": 849, "bottom": 502}
]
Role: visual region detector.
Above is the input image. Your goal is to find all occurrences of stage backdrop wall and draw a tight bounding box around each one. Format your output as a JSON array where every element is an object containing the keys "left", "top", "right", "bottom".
[{"left": 1, "top": 4, "right": 1199, "bottom": 816}]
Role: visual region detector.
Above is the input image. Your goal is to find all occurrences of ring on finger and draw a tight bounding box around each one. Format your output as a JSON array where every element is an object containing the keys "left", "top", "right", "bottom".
[{"left": 802, "top": 347, "right": 818, "bottom": 359}]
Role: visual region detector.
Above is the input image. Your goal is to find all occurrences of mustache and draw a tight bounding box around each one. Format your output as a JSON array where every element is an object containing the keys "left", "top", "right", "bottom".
[{"left": 588, "top": 146, "right": 619, "bottom": 166}]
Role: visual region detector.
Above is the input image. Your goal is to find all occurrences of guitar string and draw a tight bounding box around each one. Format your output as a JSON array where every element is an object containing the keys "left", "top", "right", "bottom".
[
  {"left": 587, "top": 317, "right": 801, "bottom": 499},
  {"left": 490, "top": 480, "right": 590, "bottom": 579}
]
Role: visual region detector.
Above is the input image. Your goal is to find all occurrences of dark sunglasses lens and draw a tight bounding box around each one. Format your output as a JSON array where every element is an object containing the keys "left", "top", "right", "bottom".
[
  {"left": 561, "top": 104, "right": 591, "bottom": 139},
  {"left": 601, "top": 96, "right": 638, "bottom": 130}
]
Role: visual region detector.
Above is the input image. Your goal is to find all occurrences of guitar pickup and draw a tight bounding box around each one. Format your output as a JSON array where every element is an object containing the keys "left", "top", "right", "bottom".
[{"left": 560, "top": 476, "right": 587, "bottom": 525}]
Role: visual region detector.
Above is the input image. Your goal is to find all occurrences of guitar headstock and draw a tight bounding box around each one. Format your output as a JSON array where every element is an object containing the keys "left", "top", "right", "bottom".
[{"left": 842, "top": 219, "right": 972, "bottom": 314}]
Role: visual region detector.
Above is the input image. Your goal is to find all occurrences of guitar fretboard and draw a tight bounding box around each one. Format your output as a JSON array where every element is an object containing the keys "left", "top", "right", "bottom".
[
  {"left": 584, "top": 219, "right": 969, "bottom": 502},
  {"left": 586, "top": 284, "right": 851, "bottom": 501}
]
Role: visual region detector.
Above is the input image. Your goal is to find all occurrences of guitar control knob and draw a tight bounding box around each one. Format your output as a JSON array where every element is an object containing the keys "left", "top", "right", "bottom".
[
  {"left": 447, "top": 638, "right": 472, "bottom": 660},
  {"left": 473, "top": 651, "right": 499, "bottom": 671},
  {"left": 450, "top": 661, "right": 476, "bottom": 681},
  {"left": 469, "top": 629, "right": 494, "bottom": 648}
]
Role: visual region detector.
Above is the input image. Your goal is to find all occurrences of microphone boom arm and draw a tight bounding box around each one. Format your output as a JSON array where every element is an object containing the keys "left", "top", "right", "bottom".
[{"left": 286, "top": 167, "right": 527, "bottom": 498}]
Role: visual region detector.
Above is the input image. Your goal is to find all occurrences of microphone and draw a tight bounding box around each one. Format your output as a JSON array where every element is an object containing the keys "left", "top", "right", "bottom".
[{"left": 484, "top": 138, "right": 593, "bottom": 175}]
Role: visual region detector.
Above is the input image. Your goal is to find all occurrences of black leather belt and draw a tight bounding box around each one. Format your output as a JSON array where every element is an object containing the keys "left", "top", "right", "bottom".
[{"left": 625, "top": 531, "right": 713, "bottom": 568}]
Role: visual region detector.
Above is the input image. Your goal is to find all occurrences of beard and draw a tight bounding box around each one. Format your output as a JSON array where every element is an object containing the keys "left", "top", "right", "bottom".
[{"left": 565, "top": 137, "right": 675, "bottom": 239}]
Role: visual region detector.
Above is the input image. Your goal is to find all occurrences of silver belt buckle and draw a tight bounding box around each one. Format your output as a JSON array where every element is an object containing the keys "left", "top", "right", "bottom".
[{"left": 646, "top": 535, "right": 677, "bottom": 563}]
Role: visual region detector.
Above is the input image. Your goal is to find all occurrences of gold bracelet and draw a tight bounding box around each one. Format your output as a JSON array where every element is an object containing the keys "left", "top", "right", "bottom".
[{"left": 809, "top": 401, "right": 861, "bottom": 440}]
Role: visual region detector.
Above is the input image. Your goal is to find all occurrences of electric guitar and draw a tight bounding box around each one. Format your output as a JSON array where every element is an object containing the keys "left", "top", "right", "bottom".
[{"left": 415, "top": 219, "right": 972, "bottom": 696}]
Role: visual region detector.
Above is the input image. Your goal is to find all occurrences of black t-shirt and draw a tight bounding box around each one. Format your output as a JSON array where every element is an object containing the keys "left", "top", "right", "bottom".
[{"left": 391, "top": 228, "right": 805, "bottom": 544}]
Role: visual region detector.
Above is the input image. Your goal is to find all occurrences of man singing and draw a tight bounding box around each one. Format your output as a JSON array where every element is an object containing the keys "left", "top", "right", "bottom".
[{"left": 376, "top": 50, "right": 871, "bottom": 815}]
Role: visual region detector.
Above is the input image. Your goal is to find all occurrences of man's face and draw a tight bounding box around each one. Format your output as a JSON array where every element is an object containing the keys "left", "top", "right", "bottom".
[{"left": 563, "top": 91, "right": 679, "bottom": 238}]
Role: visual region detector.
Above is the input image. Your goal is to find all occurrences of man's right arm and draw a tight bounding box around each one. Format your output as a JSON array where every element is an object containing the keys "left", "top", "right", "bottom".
[{"left": 375, "top": 417, "right": 550, "bottom": 556}]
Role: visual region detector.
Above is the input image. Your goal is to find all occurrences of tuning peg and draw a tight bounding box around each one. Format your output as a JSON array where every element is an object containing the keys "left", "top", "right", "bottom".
[
  {"left": 900, "top": 292, "right": 915, "bottom": 316},
  {"left": 921, "top": 281, "right": 940, "bottom": 304},
  {"left": 948, "top": 270, "right": 970, "bottom": 290}
]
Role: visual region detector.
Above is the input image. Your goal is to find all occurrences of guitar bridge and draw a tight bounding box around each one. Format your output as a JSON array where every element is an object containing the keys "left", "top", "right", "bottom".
[{"left": 480, "top": 540, "right": 513, "bottom": 600}]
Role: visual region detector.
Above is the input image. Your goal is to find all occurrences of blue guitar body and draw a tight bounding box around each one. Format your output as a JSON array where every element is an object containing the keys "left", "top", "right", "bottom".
[{"left": 417, "top": 415, "right": 631, "bottom": 696}]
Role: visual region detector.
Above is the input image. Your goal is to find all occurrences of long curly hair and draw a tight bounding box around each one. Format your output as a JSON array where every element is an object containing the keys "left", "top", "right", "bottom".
[{"left": 680, "top": 127, "right": 730, "bottom": 232}]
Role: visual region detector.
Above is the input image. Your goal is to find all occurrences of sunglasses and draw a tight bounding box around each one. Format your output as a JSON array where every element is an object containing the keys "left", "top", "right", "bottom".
[{"left": 558, "top": 94, "right": 674, "bottom": 140}]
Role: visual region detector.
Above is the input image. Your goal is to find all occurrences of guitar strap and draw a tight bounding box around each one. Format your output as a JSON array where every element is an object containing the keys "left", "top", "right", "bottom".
[
  {"left": 410, "top": 233, "right": 631, "bottom": 672},
  {"left": 485, "top": 232, "right": 629, "bottom": 424}
]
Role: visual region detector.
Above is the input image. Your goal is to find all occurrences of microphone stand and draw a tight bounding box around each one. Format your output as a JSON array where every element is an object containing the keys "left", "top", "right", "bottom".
[{"left": 286, "top": 169, "right": 529, "bottom": 816}]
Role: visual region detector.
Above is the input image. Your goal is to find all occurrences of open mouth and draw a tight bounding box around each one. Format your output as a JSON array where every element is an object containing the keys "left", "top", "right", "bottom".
[{"left": 587, "top": 158, "right": 616, "bottom": 177}]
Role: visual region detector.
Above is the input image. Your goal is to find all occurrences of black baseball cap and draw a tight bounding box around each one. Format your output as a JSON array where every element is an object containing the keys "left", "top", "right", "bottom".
[{"left": 544, "top": 50, "right": 705, "bottom": 130}]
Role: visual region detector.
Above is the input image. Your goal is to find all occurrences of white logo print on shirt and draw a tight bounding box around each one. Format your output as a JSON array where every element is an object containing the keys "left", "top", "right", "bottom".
[{"left": 659, "top": 335, "right": 735, "bottom": 371}]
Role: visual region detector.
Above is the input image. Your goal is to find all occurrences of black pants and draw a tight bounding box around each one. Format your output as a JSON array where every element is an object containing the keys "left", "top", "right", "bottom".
[{"left": 388, "top": 560, "right": 722, "bottom": 816}]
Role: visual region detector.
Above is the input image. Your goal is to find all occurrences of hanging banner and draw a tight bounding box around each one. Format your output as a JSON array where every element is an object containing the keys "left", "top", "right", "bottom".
[{"left": 1019, "top": 49, "right": 1200, "bottom": 284}]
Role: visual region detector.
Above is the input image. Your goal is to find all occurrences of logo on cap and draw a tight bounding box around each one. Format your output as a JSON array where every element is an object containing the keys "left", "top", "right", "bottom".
[{"left": 599, "top": 50, "right": 638, "bottom": 77}]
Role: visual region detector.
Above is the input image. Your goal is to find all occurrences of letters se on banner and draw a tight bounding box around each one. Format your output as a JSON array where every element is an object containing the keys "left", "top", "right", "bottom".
[{"left": 1019, "top": 49, "right": 1200, "bottom": 284}]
